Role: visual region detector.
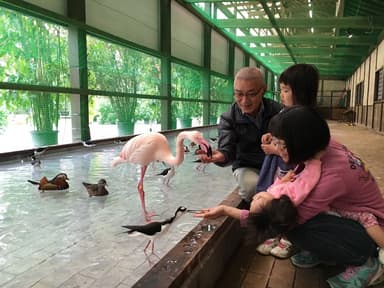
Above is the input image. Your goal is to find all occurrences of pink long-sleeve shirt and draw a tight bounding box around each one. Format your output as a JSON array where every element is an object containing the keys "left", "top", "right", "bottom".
[
  {"left": 295, "top": 139, "right": 384, "bottom": 224},
  {"left": 267, "top": 159, "right": 322, "bottom": 206}
]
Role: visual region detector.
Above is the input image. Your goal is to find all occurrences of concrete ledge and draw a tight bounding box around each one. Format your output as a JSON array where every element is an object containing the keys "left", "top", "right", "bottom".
[{"left": 133, "top": 189, "right": 247, "bottom": 288}]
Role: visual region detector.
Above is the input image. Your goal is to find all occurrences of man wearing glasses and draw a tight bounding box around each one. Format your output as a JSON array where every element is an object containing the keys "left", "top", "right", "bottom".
[{"left": 199, "top": 67, "right": 282, "bottom": 202}]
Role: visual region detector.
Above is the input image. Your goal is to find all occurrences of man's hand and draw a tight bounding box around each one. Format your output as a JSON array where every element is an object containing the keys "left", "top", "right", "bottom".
[{"left": 196, "top": 149, "right": 225, "bottom": 163}]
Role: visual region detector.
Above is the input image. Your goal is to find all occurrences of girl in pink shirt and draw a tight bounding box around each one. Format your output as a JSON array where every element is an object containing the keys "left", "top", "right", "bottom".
[{"left": 196, "top": 106, "right": 384, "bottom": 287}]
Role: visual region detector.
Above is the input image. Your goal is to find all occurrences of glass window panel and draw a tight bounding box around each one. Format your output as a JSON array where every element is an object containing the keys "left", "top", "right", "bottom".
[
  {"left": 171, "top": 101, "right": 203, "bottom": 129},
  {"left": 0, "top": 7, "right": 69, "bottom": 86},
  {"left": 87, "top": 35, "right": 161, "bottom": 95},
  {"left": 0, "top": 90, "right": 71, "bottom": 153},
  {"left": 209, "top": 103, "right": 230, "bottom": 124},
  {"left": 171, "top": 63, "right": 203, "bottom": 100},
  {"left": 374, "top": 69, "right": 383, "bottom": 101},
  {"left": 210, "top": 75, "right": 233, "bottom": 102},
  {"left": 89, "top": 96, "right": 161, "bottom": 139},
  {"left": 210, "top": 75, "right": 232, "bottom": 124}
]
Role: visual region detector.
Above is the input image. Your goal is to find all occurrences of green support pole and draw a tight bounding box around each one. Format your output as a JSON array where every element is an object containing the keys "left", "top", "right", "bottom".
[
  {"left": 160, "top": 0, "right": 172, "bottom": 130},
  {"left": 67, "top": 0, "right": 90, "bottom": 141},
  {"left": 203, "top": 23, "right": 211, "bottom": 125}
]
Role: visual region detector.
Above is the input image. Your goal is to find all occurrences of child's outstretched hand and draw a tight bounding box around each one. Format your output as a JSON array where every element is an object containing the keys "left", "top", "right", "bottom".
[{"left": 193, "top": 205, "right": 225, "bottom": 219}]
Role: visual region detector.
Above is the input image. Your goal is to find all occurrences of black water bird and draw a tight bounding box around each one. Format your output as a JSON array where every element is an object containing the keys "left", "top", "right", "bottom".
[
  {"left": 30, "top": 147, "right": 47, "bottom": 157},
  {"left": 121, "top": 206, "right": 187, "bottom": 257},
  {"left": 31, "top": 156, "right": 41, "bottom": 168},
  {"left": 156, "top": 166, "right": 176, "bottom": 185},
  {"left": 82, "top": 140, "right": 96, "bottom": 148},
  {"left": 193, "top": 159, "right": 209, "bottom": 173}
]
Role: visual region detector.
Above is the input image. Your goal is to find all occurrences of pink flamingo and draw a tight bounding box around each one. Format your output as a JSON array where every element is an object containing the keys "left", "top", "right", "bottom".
[{"left": 111, "top": 131, "right": 212, "bottom": 222}]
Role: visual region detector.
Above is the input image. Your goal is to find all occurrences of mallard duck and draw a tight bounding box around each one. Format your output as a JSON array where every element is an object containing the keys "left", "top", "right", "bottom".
[
  {"left": 82, "top": 178, "right": 108, "bottom": 197},
  {"left": 27, "top": 173, "right": 69, "bottom": 191}
]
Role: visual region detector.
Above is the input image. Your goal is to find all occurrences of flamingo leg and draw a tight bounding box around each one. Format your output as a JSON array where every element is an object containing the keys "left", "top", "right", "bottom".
[{"left": 138, "top": 165, "right": 156, "bottom": 222}]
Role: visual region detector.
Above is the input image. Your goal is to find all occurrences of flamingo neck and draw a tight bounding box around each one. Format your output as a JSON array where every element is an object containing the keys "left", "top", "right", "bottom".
[{"left": 171, "top": 132, "right": 187, "bottom": 166}]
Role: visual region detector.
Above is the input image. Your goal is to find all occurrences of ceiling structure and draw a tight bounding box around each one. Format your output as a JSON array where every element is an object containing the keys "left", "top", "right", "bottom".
[{"left": 180, "top": 0, "right": 384, "bottom": 79}]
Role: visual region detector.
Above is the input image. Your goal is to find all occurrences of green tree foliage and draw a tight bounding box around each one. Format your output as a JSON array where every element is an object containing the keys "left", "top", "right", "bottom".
[
  {"left": 210, "top": 75, "right": 233, "bottom": 118},
  {"left": 171, "top": 63, "right": 203, "bottom": 119},
  {"left": 87, "top": 36, "right": 161, "bottom": 124},
  {"left": 0, "top": 7, "right": 69, "bottom": 131}
]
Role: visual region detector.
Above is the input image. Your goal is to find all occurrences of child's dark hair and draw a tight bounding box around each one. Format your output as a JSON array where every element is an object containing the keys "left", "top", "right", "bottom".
[
  {"left": 246, "top": 195, "right": 297, "bottom": 245},
  {"left": 271, "top": 106, "right": 330, "bottom": 165},
  {"left": 279, "top": 64, "right": 319, "bottom": 107}
]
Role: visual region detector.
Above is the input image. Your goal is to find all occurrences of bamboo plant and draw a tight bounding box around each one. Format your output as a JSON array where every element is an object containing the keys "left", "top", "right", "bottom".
[{"left": 30, "top": 93, "right": 60, "bottom": 131}]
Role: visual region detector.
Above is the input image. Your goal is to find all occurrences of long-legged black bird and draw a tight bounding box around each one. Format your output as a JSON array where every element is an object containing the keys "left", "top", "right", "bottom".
[{"left": 121, "top": 206, "right": 187, "bottom": 259}]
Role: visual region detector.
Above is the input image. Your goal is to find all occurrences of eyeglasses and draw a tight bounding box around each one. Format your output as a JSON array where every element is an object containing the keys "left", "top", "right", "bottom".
[
  {"left": 234, "top": 87, "right": 263, "bottom": 98},
  {"left": 271, "top": 137, "right": 287, "bottom": 150}
]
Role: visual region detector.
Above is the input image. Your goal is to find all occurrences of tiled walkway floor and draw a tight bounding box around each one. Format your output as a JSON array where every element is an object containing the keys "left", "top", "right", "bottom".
[{"left": 218, "top": 121, "right": 384, "bottom": 288}]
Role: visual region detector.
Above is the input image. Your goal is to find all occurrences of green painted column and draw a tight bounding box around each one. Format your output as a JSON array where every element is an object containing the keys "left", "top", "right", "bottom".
[{"left": 67, "top": 0, "right": 90, "bottom": 141}]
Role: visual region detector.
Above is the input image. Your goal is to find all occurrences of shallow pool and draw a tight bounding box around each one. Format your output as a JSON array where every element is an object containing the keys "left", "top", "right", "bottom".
[{"left": 0, "top": 129, "right": 236, "bottom": 287}]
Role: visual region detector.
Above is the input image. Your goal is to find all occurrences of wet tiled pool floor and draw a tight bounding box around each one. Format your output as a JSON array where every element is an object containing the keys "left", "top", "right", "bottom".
[{"left": 0, "top": 129, "right": 236, "bottom": 287}]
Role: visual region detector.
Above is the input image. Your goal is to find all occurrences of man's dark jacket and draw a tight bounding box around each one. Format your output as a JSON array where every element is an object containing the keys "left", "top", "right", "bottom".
[{"left": 216, "top": 98, "right": 282, "bottom": 171}]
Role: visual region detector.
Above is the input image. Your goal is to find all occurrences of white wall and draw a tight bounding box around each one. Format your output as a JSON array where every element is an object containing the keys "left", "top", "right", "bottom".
[
  {"left": 234, "top": 46, "right": 244, "bottom": 76},
  {"left": 211, "top": 30, "right": 228, "bottom": 74},
  {"left": 171, "top": 1, "right": 203, "bottom": 66},
  {"left": 249, "top": 58, "right": 256, "bottom": 67},
  {"left": 348, "top": 39, "right": 384, "bottom": 107},
  {"left": 86, "top": 0, "right": 159, "bottom": 50},
  {"left": 23, "top": 0, "right": 66, "bottom": 15}
]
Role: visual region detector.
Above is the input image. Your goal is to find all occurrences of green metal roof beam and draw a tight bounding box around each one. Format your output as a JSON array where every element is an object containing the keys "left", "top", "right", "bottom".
[
  {"left": 236, "top": 35, "right": 377, "bottom": 46},
  {"left": 258, "top": 0, "right": 296, "bottom": 63},
  {"left": 266, "top": 57, "right": 361, "bottom": 63},
  {"left": 250, "top": 47, "right": 367, "bottom": 55},
  {"left": 216, "top": 16, "right": 384, "bottom": 29},
  {"left": 212, "top": 2, "right": 277, "bottom": 73},
  {"left": 185, "top": 0, "right": 248, "bottom": 2}
]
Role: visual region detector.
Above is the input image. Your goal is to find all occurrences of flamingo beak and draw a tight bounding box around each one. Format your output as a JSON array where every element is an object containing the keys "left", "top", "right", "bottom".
[
  {"left": 207, "top": 145, "right": 213, "bottom": 158},
  {"left": 200, "top": 141, "right": 212, "bottom": 158}
]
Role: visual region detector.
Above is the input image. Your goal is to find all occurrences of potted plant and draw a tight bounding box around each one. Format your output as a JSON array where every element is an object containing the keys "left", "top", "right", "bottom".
[
  {"left": 176, "top": 101, "right": 200, "bottom": 128},
  {"left": 29, "top": 92, "right": 60, "bottom": 146},
  {"left": 110, "top": 96, "right": 137, "bottom": 135}
]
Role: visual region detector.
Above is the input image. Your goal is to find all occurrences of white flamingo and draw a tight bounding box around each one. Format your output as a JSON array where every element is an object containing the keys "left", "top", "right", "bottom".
[{"left": 111, "top": 131, "right": 212, "bottom": 222}]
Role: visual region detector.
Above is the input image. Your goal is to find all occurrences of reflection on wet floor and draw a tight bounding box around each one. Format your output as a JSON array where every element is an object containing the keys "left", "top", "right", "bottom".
[{"left": 0, "top": 128, "right": 236, "bottom": 287}]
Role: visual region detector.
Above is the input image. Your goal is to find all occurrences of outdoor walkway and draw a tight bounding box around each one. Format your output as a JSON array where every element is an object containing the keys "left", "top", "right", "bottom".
[{"left": 218, "top": 121, "right": 384, "bottom": 288}]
